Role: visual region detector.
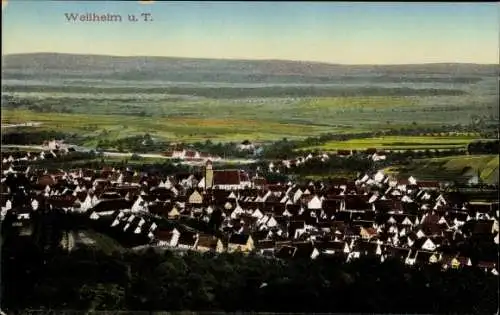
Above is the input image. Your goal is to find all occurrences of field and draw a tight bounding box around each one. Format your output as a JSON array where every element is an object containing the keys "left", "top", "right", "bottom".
[
  {"left": 1, "top": 109, "right": 334, "bottom": 144},
  {"left": 2, "top": 93, "right": 497, "bottom": 144},
  {"left": 298, "top": 135, "right": 480, "bottom": 151},
  {"left": 385, "top": 155, "right": 499, "bottom": 184}
]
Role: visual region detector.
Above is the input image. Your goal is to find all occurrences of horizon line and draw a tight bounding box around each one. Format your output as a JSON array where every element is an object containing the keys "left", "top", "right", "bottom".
[{"left": 3, "top": 52, "right": 498, "bottom": 66}]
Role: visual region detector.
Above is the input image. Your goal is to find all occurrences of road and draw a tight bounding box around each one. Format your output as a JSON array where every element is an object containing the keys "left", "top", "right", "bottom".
[
  {"left": 2, "top": 144, "right": 258, "bottom": 165},
  {"left": 97, "top": 151, "right": 257, "bottom": 165},
  {"left": 1, "top": 122, "right": 43, "bottom": 128}
]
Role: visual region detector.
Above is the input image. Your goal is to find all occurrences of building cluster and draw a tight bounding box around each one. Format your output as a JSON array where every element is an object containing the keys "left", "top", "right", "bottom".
[
  {"left": 1, "top": 156, "right": 498, "bottom": 275},
  {"left": 42, "top": 139, "right": 68, "bottom": 151},
  {"left": 2, "top": 148, "right": 74, "bottom": 165},
  {"left": 164, "top": 149, "right": 221, "bottom": 161},
  {"left": 267, "top": 149, "right": 387, "bottom": 173}
]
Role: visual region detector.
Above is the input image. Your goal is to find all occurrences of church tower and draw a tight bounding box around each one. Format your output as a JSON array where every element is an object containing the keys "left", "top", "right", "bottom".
[{"left": 205, "top": 160, "right": 214, "bottom": 189}]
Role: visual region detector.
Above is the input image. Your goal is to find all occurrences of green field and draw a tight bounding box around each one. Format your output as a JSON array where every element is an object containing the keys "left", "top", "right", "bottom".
[
  {"left": 0, "top": 95, "right": 431, "bottom": 144},
  {"left": 1, "top": 109, "right": 333, "bottom": 144},
  {"left": 299, "top": 135, "right": 480, "bottom": 151},
  {"left": 2, "top": 91, "right": 497, "bottom": 144},
  {"left": 385, "top": 155, "right": 499, "bottom": 184}
]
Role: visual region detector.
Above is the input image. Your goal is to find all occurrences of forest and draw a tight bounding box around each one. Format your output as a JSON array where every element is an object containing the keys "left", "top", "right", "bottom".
[
  {"left": 2, "top": 237, "right": 497, "bottom": 314},
  {"left": 1, "top": 209, "right": 498, "bottom": 314},
  {"left": 467, "top": 140, "right": 500, "bottom": 155}
]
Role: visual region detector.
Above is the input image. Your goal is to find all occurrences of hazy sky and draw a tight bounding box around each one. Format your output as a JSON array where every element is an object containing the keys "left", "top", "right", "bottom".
[{"left": 2, "top": 1, "right": 499, "bottom": 64}]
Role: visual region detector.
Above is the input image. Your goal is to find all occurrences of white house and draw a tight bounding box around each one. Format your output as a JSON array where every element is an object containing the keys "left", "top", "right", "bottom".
[
  {"left": 307, "top": 195, "right": 322, "bottom": 210},
  {"left": 237, "top": 140, "right": 255, "bottom": 151}
]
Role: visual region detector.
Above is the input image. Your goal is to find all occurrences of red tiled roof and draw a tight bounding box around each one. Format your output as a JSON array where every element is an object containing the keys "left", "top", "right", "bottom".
[
  {"left": 38, "top": 175, "right": 55, "bottom": 186},
  {"left": 418, "top": 181, "right": 440, "bottom": 188},
  {"left": 213, "top": 170, "right": 240, "bottom": 185}
]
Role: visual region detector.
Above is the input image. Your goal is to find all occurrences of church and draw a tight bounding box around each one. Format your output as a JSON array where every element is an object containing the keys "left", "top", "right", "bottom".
[{"left": 198, "top": 160, "right": 252, "bottom": 190}]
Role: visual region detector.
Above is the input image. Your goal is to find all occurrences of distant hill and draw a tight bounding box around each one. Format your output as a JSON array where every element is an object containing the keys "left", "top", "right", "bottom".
[{"left": 2, "top": 53, "right": 498, "bottom": 83}]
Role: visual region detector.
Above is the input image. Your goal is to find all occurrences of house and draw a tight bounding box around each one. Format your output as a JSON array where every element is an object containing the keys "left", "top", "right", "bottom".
[
  {"left": 470, "top": 219, "right": 498, "bottom": 235},
  {"left": 43, "top": 139, "right": 67, "bottom": 151},
  {"left": 477, "top": 261, "right": 498, "bottom": 275},
  {"left": 385, "top": 246, "right": 411, "bottom": 262},
  {"left": 255, "top": 239, "right": 276, "bottom": 256},
  {"left": 360, "top": 227, "right": 378, "bottom": 240},
  {"left": 237, "top": 140, "right": 255, "bottom": 151},
  {"left": 38, "top": 174, "right": 56, "bottom": 187},
  {"left": 442, "top": 255, "right": 472, "bottom": 269},
  {"left": 371, "top": 153, "right": 386, "bottom": 162},
  {"left": 168, "top": 205, "right": 181, "bottom": 219},
  {"left": 418, "top": 181, "right": 440, "bottom": 190},
  {"left": 414, "top": 250, "right": 440, "bottom": 266},
  {"left": 176, "top": 230, "right": 199, "bottom": 250},
  {"left": 227, "top": 234, "right": 254, "bottom": 253},
  {"left": 349, "top": 241, "right": 381, "bottom": 260},
  {"left": 288, "top": 220, "right": 306, "bottom": 239},
  {"left": 156, "top": 228, "right": 181, "bottom": 247},
  {"left": 188, "top": 190, "right": 203, "bottom": 205},
  {"left": 293, "top": 241, "right": 320, "bottom": 260},
  {"left": 171, "top": 149, "right": 202, "bottom": 160},
  {"left": 307, "top": 195, "right": 322, "bottom": 210},
  {"left": 212, "top": 169, "right": 251, "bottom": 190},
  {"left": 319, "top": 241, "right": 350, "bottom": 256},
  {"left": 421, "top": 238, "right": 437, "bottom": 251},
  {"left": 184, "top": 150, "right": 201, "bottom": 160},
  {"left": 196, "top": 234, "right": 224, "bottom": 253},
  {"left": 275, "top": 245, "right": 297, "bottom": 259}
]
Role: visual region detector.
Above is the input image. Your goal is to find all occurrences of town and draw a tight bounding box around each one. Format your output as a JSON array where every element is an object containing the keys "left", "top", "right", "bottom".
[{"left": 2, "top": 146, "right": 498, "bottom": 273}]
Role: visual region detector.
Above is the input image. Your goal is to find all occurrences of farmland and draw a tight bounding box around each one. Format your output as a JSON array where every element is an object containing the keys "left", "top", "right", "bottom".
[
  {"left": 1, "top": 109, "right": 333, "bottom": 144},
  {"left": 385, "top": 155, "right": 500, "bottom": 185},
  {"left": 2, "top": 92, "right": 497, "bottom": 144},
  {"left": 298, "top": 135, "right": 481, "bottom": 152}
]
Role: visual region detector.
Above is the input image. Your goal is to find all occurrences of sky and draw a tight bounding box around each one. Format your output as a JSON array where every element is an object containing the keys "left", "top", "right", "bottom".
[{"left": 2, "top": 1, "right": 499, "bottom": 64}]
